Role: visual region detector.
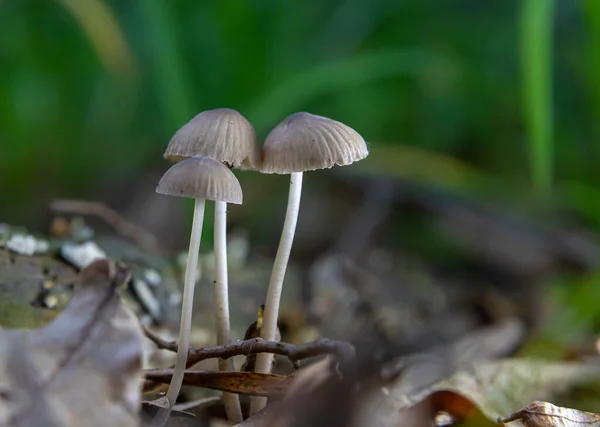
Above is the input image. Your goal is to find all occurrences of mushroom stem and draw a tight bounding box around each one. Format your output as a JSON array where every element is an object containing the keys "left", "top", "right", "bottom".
[
  {"left": 250, "top": 171, "right": 303, "bottom": 414},
  {"left": 166, "top": 198, "right": 206, "bottom": 406},
  {"left": 214, "top": 200, "right": 243, "bottom": 423}
]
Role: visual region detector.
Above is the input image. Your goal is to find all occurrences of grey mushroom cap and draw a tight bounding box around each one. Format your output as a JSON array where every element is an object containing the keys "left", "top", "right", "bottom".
[
  {"left": 260, "top": 112, "right": 369, "bottom": 174},
  {"left": 164, "top": 108, "right": 262, "bottom": 170},
  {"left": 156, "top": 157, "right": 243, "bottom": 204}
]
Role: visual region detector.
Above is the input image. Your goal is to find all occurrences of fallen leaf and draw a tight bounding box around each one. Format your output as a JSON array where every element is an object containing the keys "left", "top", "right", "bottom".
[
  {"left": 352, "top": 320, "right": 597, "bottom": 427},
  {"left": 380, "top": 317, "right": 526, "bottom": 384},
  {"left": 283, "top": 356, "right": 340, "bottom": 400},
  {"left": 364, "top": 358, "right": 600, "bottom": 427},
  {"left": 144, "top": 370, "right": 293, "bottom": 397},
  {"left": 500, "top": 401, "right": 600, "bottom": 427},
  {"left": 0, "top": 260, "right": 144, "bottom": 427},
  {"left": 420, "top": 359, "right": 600, "bottom": 420}
]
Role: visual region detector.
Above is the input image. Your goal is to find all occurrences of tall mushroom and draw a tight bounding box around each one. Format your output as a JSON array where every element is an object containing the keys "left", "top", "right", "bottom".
[
  {"left": 155, "top": 156, "right": 242, "bottom": 411},
  {"left": 163, "top": 108, "right": 260, "bottom": 422},
  {"left": 251, "top": 112, "right": 369, "bottom": 413}
]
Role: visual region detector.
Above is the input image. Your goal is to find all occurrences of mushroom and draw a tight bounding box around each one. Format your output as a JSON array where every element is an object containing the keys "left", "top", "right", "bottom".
[
  {"left": 164, "top": 108, "right": 261, "bottom": 169},
  {"left": 162, "top": 108, "right": 260, "bottom": 421},
  {"left": 155, "top": 156, "right": 242, "bottom": 410},
  {"left": 251, "top": 112, "right": 368, "bottom": 413}
]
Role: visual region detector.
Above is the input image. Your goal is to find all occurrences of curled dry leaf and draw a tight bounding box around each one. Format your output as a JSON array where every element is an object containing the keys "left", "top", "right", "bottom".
[
  {"left": 500, "top": 401, "right": 600, "bottom": 427},
  {"left": 0, "top": 260, "right": 144, "bottom": 427}
]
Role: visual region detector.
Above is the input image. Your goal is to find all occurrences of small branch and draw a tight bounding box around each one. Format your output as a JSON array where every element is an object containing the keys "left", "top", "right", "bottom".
[
  {"left": 143, "top": 326, "right": 178, "bottom": 352},
  {"left": 190, "top": 338, "right": 356, "bottom": 371},
  {"left": 50, "top": 199, "right": 158, "bottom": 251},
  {"left": 143, "top": 327, "right": 356, "bottom": 371}
]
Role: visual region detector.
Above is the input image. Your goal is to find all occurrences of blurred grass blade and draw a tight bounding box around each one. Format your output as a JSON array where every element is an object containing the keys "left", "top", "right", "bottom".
[
  {"left": 583, "top": 0, "right": 600, "bottom": 138},
  {"left": 520, "top": 0, "right": 556, "bottom": 196},
  {"left": 351, "top": 143, "right": 495, "bottom": 195},
  {"left": 137, "top": 1, "right": 194, "bottom": 131},
  {"left": 57, "top": 0, "right": 136, "bottom": 79},
  {"left": 247, "top": 48, "right": 435, "bottom": 131}
]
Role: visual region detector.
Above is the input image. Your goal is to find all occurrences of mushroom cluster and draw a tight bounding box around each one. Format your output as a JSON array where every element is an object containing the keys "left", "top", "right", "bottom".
[{"left": 155, "top": 109, "right": 369, "bottom": 421}]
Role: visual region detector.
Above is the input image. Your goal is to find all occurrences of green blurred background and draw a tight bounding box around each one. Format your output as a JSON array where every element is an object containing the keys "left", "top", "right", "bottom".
[
  {"left": 4, "top": 0, "right": 600, "bottom": 217},
  {"left": 1, "top": 1, "right": 600, "bottom": 274},
  {"left": 3, "top": 0, "right": 600, "bottom": 361}
]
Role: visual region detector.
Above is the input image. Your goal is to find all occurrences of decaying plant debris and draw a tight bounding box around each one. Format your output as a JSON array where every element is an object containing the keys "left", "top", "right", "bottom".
[
  {"left": 0, "top": 259, "right": 143, "bottom": 427},
  {"left": 2, "top": 175, "right": 600, "bottom": 426}
]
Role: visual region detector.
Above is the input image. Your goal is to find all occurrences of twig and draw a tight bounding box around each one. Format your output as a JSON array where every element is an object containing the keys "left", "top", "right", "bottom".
[
  {"left": 143, "top": 327, "right": 356, "bottom": 371},
  {"left": 50, "top": 199, "right": 158, "bottom": 251},
  {"left": 143, "top": 326, "right": 178, "bottom": 352}
]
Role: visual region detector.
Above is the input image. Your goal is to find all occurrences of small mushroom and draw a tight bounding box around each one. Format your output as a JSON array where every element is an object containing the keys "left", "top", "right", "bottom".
[
  {"left": 164, "top": 108, "right": 261, "bottom": 170},
  {"left": 251, "top": 112, "right": 368, "bottom": 413},
  {"left": 163, "top": 108, "right": 259, "bottom": 422},
  {"left": 155, "top": 156, "right": 242, "bottom": 409}
]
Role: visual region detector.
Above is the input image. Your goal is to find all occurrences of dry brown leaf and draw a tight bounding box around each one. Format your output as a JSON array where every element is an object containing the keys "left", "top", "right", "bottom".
[
  {"left": 0, "top": 260, "right": 143, "bottom": 427},
  {"left": 145, "top": 370, "right": 293, "bottom": 397},
  {"left": 285, "top": 356, "right": 340, "bottom": 400},
  {"left": 500, "top": 401, "right": 600, "bottom": 427}
]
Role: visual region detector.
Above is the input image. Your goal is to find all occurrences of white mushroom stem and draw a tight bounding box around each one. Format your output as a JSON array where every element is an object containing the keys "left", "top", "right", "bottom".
[
  {"left": 214, "top": 200, "right": 243, "bottom": 423},
  {"left": 166, "top": 198, "right": 206, "bottom": 406},
  {"left": 250, "top": 171, "right": 303, "bottom": 414}
]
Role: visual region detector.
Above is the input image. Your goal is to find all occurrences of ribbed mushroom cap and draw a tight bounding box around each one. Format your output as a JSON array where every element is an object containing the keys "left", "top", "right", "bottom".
[
  {"left": 156, "top": 157, "right": 243, "bottom": 204},
  {"left": 261, "top": 112, "right": 368, "bottom": 174},
  {"left": 164, "top": 108, "right": 261, "bottom": 170}
]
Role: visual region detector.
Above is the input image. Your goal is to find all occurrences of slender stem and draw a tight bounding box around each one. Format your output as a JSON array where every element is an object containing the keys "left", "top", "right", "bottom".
[
  {"left": 214, "top": 200, "right": 243, "bottom": 423},
  {"left": 165, "top": 198, "right": 205, "bottom": 405},
  {"left": 250, "top": 172, "right": 303, "bottom": 414}
]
